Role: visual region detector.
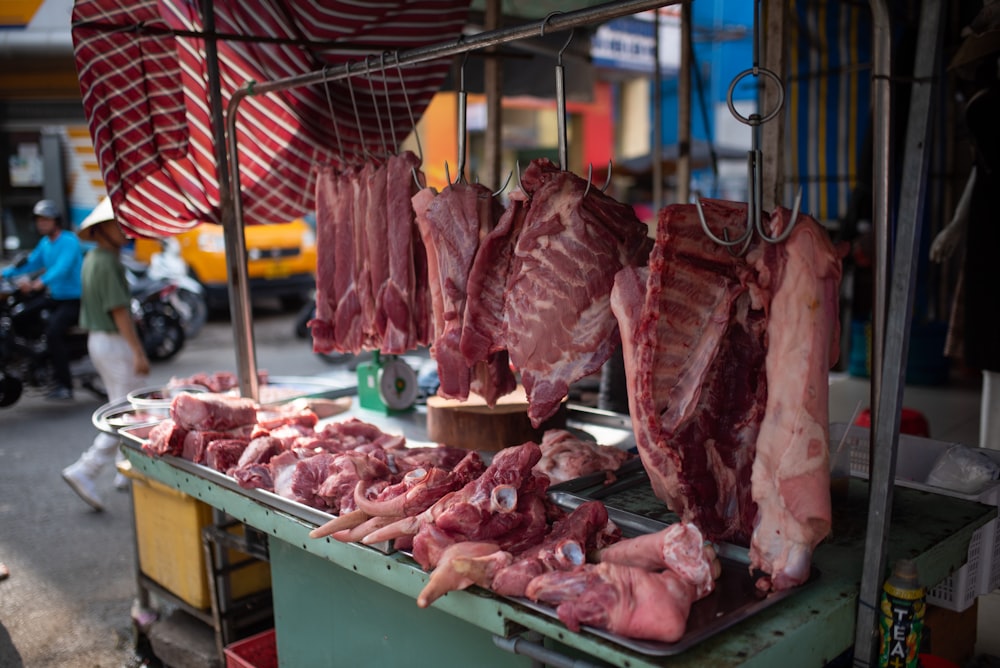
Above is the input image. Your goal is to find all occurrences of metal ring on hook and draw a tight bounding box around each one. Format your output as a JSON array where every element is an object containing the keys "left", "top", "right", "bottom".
[
  {"left": 725, "top": 67, "right": 785, "bottom": 126},
  {"left": 695, "top": 198, "right": 753, "bottom": 248}
]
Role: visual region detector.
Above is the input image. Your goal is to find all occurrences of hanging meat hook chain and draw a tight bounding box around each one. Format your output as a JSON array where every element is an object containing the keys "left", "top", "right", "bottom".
[{"left": 696, "top": 0, "right": 801, "bottom": 254}]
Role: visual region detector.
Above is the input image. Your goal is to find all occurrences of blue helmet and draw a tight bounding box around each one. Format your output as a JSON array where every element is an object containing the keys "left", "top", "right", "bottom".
[{"left": 32, "top": 200, "right": 60, "bottom": 220}]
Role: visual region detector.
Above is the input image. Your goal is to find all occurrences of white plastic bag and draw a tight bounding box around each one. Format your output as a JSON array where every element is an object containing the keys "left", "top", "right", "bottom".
[{"left": 925, "top": 444, "right": 1000, "bottom": 495}]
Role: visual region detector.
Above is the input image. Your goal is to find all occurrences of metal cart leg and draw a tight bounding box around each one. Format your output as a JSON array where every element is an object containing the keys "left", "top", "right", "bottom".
[{"left": 202, "top": 510, "right": 274, "bottom": 661}]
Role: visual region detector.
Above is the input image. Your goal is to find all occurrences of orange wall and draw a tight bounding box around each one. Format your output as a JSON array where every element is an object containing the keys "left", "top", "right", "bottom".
[{"left": 418, "top": 80, "right": 613, "bottom": 190}]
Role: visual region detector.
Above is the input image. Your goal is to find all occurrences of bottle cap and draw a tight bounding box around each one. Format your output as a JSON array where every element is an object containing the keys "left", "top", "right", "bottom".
[{"left": 894, "top": 559, "right": 919, "bottom": 583}]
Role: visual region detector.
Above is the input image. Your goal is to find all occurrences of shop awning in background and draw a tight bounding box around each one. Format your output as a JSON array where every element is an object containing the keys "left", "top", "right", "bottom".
[
  {"left": 71, "top": 0, "right": 472, "bottom": 237},
  {"left": 786, "top": 0, "right": 872, "bottom": 223}
]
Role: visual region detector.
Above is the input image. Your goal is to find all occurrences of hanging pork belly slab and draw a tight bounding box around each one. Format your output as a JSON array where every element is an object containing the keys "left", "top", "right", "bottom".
[{"left": 612, "top": 199, "right": 842, "bottom": 591}]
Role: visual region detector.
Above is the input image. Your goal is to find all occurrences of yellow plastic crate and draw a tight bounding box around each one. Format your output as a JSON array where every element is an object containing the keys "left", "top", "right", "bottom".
[{"left": 129, "top": 471, "right": 271, "bottom": 609}]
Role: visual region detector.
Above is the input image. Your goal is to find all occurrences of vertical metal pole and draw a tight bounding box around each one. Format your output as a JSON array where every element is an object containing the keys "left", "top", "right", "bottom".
[
  {"left": 853, "top": 0, "right": 943, "bottom": 664},
  {"left": 869, "top": 0, "right": 891, "bottom": 447},
  {"left": 482, "top": 0, "right": 503, "bottom": 191},
  {"left": 652, "top": 9, "right": 663, "bottom": 212},
  {"left": 676, "top": 4, "right": 691, "bottom": 204},
  {"left": 760, "top": 0, "right": 786, "bottom": 212},
  {"left": 201, "top": 0, "right": 259, "bottom": 400}
]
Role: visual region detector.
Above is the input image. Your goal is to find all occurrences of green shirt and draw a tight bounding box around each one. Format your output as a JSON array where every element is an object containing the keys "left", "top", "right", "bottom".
[{"left": 80, "top": 247, "right": 130, "bottom": 333}]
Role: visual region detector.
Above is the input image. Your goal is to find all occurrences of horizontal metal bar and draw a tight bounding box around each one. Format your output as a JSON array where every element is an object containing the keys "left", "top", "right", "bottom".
[
  {"left": 230, "top": 0, "right": 682, "bottom": 102},
  {"left": 493, "top": 633, "right": 608, "bottom": 668}
]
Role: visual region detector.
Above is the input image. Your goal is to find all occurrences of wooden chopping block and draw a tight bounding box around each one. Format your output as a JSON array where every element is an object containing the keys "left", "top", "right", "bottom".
[{"left": 426, "top": 386, "right": 566, "bottom": 452}]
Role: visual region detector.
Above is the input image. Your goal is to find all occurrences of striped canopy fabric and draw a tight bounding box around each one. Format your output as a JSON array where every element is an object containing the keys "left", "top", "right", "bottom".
[
  {"left": 785, "top": 0, "right": 873, "bottom": 224},
  {"left": 71, "top": 0, "right": 472, "bottom": 237}
]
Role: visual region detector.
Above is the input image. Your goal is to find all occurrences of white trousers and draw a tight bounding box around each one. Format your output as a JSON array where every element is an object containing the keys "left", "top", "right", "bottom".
[{"left": 75, "top": 331, "right": 146, "bottom": 476}]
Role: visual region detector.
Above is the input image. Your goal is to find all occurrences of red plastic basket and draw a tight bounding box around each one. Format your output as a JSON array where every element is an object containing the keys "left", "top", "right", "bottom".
[{"left": 224, "top": 629, "right": 277, "bottom": 668}]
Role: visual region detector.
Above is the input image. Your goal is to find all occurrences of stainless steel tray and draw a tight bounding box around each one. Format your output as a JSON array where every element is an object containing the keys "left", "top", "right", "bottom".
[{"left": 542, "top": 466, "right": 819, "bottom": 656}]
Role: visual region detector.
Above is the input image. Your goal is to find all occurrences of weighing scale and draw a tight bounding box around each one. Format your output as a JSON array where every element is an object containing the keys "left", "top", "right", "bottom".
[{"left": 356, "top": 351, "right": 419, "bottom": 414}]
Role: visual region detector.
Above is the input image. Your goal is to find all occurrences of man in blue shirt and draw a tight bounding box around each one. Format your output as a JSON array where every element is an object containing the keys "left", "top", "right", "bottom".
[{"left": 1, "top": 200, "right": 83, "bottom": 399}]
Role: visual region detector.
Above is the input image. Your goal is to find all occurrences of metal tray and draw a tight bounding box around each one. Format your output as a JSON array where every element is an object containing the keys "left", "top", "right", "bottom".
[{"left": 541, "top": 465, "right": 819, "bottom": 656}]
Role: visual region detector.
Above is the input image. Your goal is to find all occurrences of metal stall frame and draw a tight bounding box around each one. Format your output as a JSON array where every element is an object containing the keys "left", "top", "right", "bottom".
[
  {"left": 219, "top": 0, "right": 685, "bottom": 403},
  {"left": 854, "top": 0, "right": 947, "bottom": 665},
  {"left": 207, "top": 0, "right": 939, "bottom": 663}
]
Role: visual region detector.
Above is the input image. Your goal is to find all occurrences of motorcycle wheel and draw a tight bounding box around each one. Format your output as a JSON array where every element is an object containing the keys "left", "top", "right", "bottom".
[
  {"left": 0, "top": 374, "right": 23, "bottom": 408},
  {"left": 141, "top": 304, "right": 186, "bottom": 361},
  {"left": 316, "top": 351, "right": 353, "bottom": 365},
  {"left": 173, "top": 289, "right": 208, "bottom": 339},
  {"left": 293, "top": 299, "right": 315, "bottom": 339}
]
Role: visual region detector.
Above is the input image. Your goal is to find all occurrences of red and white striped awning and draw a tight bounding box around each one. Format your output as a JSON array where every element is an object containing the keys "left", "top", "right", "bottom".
[{"left": 71, "top": 0, "right": 471, "bottom": 237}]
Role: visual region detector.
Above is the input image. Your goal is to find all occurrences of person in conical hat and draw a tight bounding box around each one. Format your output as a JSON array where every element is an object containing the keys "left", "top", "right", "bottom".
[{"left": 62, "top": 198, "right": 151, "bottom": 511}]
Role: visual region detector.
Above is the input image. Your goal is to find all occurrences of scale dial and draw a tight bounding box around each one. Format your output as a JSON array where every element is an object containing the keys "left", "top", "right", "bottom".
[{"left": 377, "top": 357, "right": 418, "bottom": 410}]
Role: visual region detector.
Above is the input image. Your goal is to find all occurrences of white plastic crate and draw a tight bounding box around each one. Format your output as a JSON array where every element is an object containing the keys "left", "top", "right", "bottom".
[{"left": 829, "top": 423, "right": 1000, "bottom": 612}]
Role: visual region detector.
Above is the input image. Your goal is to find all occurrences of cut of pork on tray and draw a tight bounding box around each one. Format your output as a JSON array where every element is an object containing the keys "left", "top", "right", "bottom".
[{"left": 611, "top": 199, "right": 842, "bottom": 591}]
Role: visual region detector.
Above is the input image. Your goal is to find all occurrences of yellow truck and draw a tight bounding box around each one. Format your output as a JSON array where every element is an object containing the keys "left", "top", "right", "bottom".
[{"left": 135, "top": 217, "right": 317, "bottom": 311}]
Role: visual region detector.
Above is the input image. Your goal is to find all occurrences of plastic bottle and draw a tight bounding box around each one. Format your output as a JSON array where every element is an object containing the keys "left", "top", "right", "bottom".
[{"left": 878, "top": 559, "right": 926, "bottom": 668}]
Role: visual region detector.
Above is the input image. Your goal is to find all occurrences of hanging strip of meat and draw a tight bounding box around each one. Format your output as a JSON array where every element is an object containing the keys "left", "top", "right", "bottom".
[
  {"left": 747, "top": 206, "right": 841, "bottom": 590},
  {"left": 413, "top": 180, "right": 504, "bottom": 400},
  {"left": 503, "top": 159, "right": 650, "bottom": 428}
]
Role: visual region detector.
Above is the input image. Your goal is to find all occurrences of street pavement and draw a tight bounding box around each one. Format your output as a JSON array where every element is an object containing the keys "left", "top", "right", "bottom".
[{"left": 0, "top": 302, "right": 342, "bottom": 667}]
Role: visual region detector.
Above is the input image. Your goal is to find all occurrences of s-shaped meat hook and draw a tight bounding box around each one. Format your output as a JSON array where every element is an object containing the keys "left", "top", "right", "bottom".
[
  {"left": 696, "top": 0, "right": 801, "bottom": 254},
  {"left": 542, "top": 12, "right": 612, "bottom": 198}
]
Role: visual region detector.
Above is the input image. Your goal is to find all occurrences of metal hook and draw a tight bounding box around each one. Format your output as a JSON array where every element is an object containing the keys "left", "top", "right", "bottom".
[
  {"left": 699, "top": 0, "right": 800, "bottom": 254},
  {"left": 539, "top": 11, "right": 562, "bottom": 37},
  {"left": 582, "top": 160, "right": 614, "bottom": 198},
  {"left": 513, "top": 160, "right": 530, "bottom": 200},
  {"left": 695, "top": 197, "right": 754, "bottom": 253},
  {"left": 363, "top": 55, "right": 388, "bottom": 159},
  {"left": 554, "top": 29, "right": 574, "bottom": 172},
  {"left": 757, "top": 187, "right": 802, "bottom": 244},
  {"left": 321, "top": 65, "right": 344, "bottom": 160},
  {"left": 345, "top": 61, "right": 369, "bottom": 163},
  {"left": 412, "top": 166, "right": 426, "bottom": 191},
  {"left": 491, "top": 170, "right": 513, "bottom": 198},
  {"left": 380, "top": 53, "right": 398, "bottom": 154},
  {"left": 452, "top": 49, "right": 470, "bottom": 185},
  {"left": 395, "top": 57, "right": 423, "bottom": 164}
]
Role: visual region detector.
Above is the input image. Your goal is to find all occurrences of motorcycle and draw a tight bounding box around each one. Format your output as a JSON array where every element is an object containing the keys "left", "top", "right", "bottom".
[
  {"left": 123, "top": 241, "right": 207, "bottom": 339},
  {"left": 0, "top": 278, "right": 104, "bottom": 407},
  {"left": 130, "top": 280, "right": 186, "bottom": 362},
  {"left": 0, "top": 274, "right": 186, "bottom": 408}
]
